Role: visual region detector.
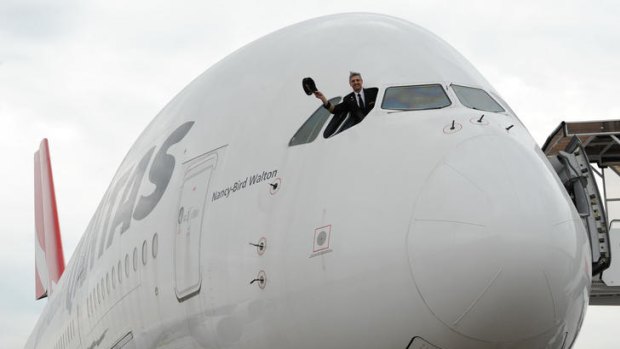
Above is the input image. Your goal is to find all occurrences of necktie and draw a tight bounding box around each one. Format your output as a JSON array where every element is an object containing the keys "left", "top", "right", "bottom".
[{"left": 357, "top": 93, "right": 364, "bottom": 109}]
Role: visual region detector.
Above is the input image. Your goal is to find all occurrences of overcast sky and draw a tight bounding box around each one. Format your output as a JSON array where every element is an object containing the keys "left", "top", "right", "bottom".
[{"left": 1, "top": 0, "right": 619, "bottom": 348}]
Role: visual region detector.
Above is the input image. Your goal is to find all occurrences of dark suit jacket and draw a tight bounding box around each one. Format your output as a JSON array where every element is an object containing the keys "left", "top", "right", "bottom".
[
  {"left": 323, "top": 87, "right": 378, "bottom": 137},
  {"left": 331, "top": 87, "right": 379, "bottom": 118}
]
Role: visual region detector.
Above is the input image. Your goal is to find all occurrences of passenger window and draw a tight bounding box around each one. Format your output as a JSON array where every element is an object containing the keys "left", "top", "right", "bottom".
[
  {"left": 289, "top": 97, "right": 341, "bottom": 146},
  {"left": 451, "top": 84, "right": 505, "bottom": 113},
  {"left": 382, "top": 84, "right": 451, "bottom": 111}
]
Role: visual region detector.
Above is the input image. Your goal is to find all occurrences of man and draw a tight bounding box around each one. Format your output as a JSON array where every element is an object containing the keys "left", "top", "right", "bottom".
[{"left": 313, "top": 72, "right": 378, "bottom": 133}]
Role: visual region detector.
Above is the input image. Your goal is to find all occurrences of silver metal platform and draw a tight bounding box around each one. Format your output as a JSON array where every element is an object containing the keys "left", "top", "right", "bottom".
[{"left": 543, "top": 120, "right": 620, "bottom": 305}]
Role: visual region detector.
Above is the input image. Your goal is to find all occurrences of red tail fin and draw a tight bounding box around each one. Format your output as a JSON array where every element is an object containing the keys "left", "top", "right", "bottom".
[{"left": 34, "top": 139, "right": 65, "bottom": 300}]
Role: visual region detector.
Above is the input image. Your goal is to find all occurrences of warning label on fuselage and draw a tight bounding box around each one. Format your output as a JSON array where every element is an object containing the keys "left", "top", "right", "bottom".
[{"left": 211, "top": 169, "right": 278, "bottom": 201}]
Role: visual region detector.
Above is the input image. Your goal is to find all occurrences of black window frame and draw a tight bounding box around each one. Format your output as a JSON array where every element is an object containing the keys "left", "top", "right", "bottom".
[
  {"left": 451, "top": 84, "right": 506, "bottom": 113},
  {"left": 381, "top": 84, "right": 452, "bottom": 111}
]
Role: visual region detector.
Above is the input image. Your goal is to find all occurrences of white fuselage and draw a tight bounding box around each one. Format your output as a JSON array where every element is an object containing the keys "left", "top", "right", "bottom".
[{"left": 26, "top": 14, "right": 591, "bottom": 349}]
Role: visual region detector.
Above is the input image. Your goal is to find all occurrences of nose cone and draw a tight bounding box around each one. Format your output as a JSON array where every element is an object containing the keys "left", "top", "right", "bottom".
[{"left": 407, "top": 135, "right": 590, "bottom": 343}]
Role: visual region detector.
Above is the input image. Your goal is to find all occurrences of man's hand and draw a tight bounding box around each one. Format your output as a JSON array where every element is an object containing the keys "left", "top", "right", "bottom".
[{"left": 314, "top": 91, "right": 327, "bottom": 105}]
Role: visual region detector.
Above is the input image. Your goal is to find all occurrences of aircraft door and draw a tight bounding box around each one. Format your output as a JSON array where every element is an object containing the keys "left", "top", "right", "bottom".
[{"left": 174, "top": 152, "right": 217, "bottom": 301}]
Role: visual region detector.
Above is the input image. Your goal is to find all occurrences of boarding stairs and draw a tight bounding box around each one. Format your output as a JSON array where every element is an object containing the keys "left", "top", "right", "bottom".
[{"left": 543, "top": 120, "right": 620, "bottom": 305}]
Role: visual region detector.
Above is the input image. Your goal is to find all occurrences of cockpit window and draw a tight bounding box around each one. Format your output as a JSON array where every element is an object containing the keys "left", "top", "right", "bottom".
[
  {"left": 451, "top": 85, "right": 505, "bottom": 113},
  {"left": 382, "top": 84, "right": 451, "bottom": 111},
  {"left": 289, "top": 97, "right": 341, "bottom": 146},
  {"left": 323, "top": 111, "right": 350, "bottom": 138}
]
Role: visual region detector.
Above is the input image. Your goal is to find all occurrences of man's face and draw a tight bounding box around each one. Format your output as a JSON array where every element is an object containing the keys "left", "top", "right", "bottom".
[{"left": 349, "top": 75, "right": 363, "bottom": 92}]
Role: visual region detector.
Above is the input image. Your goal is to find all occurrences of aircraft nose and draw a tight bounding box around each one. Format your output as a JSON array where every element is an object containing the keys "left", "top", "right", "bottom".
[{"left": 407, "top": 135, "right": 590, "bottom": 343}]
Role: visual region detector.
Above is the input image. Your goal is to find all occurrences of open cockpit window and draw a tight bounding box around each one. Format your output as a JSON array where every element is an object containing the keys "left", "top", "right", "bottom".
[
  {"left": 382, "top": 84, "right": 451, "bottom": 111},
  {"left": 323, "top": 110, "right": 352, "bottom": 138},
  {"left": 322, "top": 87, "right": 379, "bottom": 138},
  {"left": 451, "top": 84, "right": 505, "bottom": 113},
  {"left": 289, "top": 97, "right": 341, "bottom": 146}
]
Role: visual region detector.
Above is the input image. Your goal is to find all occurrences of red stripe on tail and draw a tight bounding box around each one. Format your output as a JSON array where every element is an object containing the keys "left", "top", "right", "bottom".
[{"left": 34, "top": 139, "right": 65, "bottom": 299}]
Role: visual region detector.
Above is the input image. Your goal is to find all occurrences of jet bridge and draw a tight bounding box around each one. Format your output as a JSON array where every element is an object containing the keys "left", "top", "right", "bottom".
[{"left": 543, "top": 120, "right": 620, "bottom": 305}]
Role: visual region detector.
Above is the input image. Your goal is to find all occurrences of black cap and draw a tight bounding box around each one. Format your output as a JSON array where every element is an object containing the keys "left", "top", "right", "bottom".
[{"left": 302, "top": 77, "right": 318, "bottom": 95}]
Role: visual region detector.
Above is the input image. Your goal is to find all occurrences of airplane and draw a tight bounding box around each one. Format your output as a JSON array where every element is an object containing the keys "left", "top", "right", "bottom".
[{"left": 24, "top": 12, "right": 620, "bottom": 349}]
